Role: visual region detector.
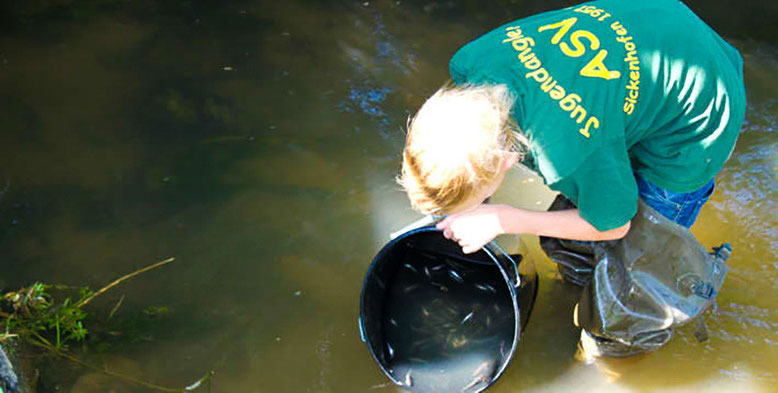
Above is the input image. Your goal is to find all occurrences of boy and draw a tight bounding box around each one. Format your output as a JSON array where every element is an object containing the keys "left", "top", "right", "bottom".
[{"left": 398, "top": 0, "right": 745, "bottom": 357}]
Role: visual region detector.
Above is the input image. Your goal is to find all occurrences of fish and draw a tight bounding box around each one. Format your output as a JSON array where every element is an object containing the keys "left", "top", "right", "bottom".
[
  {"left": 403, "top": 284, "right": 420, "bottom": 294},
  {"left": 421, "top": 307, "right": 430, "bottom": 317},
  {"left": 404, "top": 370, "right": 414, "bottom": 387},
  {"left": 403, "top": 263, "right": 418, "bottom": 274},
  {"left": 462, "top": 374, "right": 488, "bottom": 391},
  {"left": 386, "top": 342, "right": 395, "bottom": 359},
  {"left": 448, "top": 270, "right": 465, "bottom": 283},
  {"left": 474, "top": 283, "right": 497, "bottom": 293},
  {"left": 424, "top": 266, "right": 432, "bottom": 278},
  {"left": 473, "top": 361, "right": 489, "bottom": 376},
  {"left": 461, "top": 311, "right": 474, "bottom": 324},
  {"left": 409, "top": 337, "right": 433, "bottom": 351},
  {"left": 373, "top": 275, "right": 386, "bottom": 290},
  {"left": 430, "top": 264, "right": 445, "bottom": 271},
  {"left": 430, "top": 282, "right": 449, "bottom": 292}
]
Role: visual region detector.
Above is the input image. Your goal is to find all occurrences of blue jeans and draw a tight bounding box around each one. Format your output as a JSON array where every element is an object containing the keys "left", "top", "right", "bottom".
[{"left": 636, "top": 175, "right": 715, "bottom": 228}]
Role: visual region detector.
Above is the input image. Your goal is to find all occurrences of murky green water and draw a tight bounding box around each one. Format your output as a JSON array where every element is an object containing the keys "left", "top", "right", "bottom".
[{"left": 0, "top": 0, "right": 776, "bottom": 392}]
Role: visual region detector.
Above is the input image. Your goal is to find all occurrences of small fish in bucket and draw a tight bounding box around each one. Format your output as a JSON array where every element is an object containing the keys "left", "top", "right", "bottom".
[{"left": 359, "top": 217, "right": 538, "bottom": 392}]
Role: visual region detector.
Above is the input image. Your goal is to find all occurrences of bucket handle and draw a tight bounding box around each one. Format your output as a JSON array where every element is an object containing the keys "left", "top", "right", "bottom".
[{"left": 485, "top": 242, "right": 522, "bottom": 288}]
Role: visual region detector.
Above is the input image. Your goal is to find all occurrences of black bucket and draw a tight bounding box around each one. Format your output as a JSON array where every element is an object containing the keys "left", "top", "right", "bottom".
[{"left": 359, "top": 225, "right": 538, "bottom": 392}]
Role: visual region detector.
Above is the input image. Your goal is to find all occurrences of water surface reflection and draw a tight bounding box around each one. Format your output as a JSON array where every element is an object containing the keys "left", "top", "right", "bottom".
[{"left": 0, "top": 0, "right": 776, "bottom": 392}]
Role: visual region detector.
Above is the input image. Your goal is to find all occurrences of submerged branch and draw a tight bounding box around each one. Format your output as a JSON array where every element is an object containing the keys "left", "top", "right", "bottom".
[
  {"left": 107, "top": 295, "right": 125, "bottom": 321},
  {"left": 77, "top": 257, "right": 175, "bottom": 308},
  {"left": 27, "top": 337, "right": 212, "bottom": 392}
]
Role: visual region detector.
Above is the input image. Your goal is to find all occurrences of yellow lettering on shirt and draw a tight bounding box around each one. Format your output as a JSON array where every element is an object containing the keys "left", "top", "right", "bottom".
[
  {"left": 580, "top": 49, "right": 621, "bottom": 80},
  {"left": 560, "top": 30, "right": 600, "bottom": 57},
  {"left": 537, "top": 17, "right": 577, "bottom": 45},
  {"left": 503, "top": 26, "right": 601, "bottom": 138},
  {"left": 537, "top": 17, "right": 620, "bottom": 81},
  {"left": 612, "top": 24, "right": 642, "bottom": 114},
  {"left": 549, "top": 5, "right": 644, "bottom": 115},
  {"left": 574, "top": 5, "right": 611, "bottom": 22}
]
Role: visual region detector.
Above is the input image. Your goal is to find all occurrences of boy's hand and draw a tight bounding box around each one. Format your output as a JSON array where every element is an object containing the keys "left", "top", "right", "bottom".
[{"left": 436, "top": 204, "right": 506, "bottom": 254}]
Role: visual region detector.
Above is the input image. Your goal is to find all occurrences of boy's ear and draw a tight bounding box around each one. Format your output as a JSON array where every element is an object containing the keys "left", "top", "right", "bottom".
[{"left": 503, "top": 151, "right": 519, "bottom": 170}]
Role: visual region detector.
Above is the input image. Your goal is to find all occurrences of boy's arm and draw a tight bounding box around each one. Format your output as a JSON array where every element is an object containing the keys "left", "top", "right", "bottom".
[
  {"left": 436, "top": 204, "right": 631, "bottom": 254},
  {"left": 500, "top": 205, "right": 631, "bottom": 240}
]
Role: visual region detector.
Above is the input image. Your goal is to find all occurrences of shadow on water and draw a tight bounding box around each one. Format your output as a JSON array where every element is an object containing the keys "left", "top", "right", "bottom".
[{"left": 0, "top": 0, "right": 776, "bottom": 392}]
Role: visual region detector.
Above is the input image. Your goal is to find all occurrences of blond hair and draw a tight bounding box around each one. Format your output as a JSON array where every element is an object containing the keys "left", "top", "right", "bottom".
[{"left": 398, "top": 83, "right": 525, "bottom": 214}]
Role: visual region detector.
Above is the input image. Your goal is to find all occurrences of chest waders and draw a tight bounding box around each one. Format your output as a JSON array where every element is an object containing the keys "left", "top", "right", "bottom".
[{"left": 540, "top": 195, "right": 729, "bottom": 357}]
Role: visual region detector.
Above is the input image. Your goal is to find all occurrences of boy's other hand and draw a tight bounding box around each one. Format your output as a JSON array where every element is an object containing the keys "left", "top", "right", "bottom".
[{"left": 436, "top": 204, "right": 507, "bottom": 254}]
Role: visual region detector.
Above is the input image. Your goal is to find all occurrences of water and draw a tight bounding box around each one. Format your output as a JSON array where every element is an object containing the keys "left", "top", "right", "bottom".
[{"left": 0, "top": 0, "right": 776, "bottom": 392}]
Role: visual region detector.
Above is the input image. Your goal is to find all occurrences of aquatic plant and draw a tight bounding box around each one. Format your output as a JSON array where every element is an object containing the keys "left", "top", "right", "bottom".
[
  {"left": 1, "top": 282, "right": 89, "bottom": 351},
  {"left": 0, "top": 257, "right": 214, "bottom": 392}
]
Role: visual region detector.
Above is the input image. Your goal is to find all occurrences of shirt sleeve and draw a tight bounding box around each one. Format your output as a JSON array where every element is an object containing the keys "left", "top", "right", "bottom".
[
  {"left": 449, "top": 48, "right": 471, "bottom": 85},
  {"left": 547, "top": 137, "right": 638, "bottom": 231}
]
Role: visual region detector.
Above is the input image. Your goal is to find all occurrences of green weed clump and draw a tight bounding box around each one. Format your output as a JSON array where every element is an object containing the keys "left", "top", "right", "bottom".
[
  {"left": 1, "top": 282, "right": 90, "bottom": 351},
  {"left": 0, "top": 258, "right": 214, "bottom": 392}
]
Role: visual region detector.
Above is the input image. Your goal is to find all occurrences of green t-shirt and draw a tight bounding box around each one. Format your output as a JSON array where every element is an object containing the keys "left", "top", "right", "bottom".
[{"left": 449, "top": 0, "right": 746, "bottom": 231}]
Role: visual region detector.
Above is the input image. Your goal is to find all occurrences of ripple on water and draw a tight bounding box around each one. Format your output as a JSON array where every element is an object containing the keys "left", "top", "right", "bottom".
[
  {"left": 714, "top": 135, "right": 778, "bottom": 259},
  {"left": 718, "top": 302, "right": 778, "bottom": 332}
]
